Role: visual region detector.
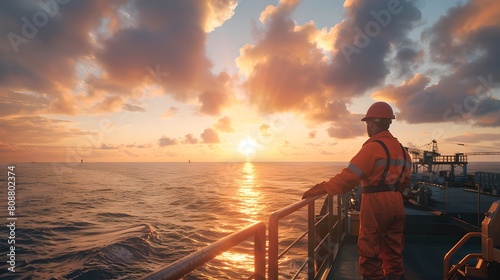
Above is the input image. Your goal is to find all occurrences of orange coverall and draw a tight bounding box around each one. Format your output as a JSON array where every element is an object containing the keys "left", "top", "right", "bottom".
[{"left": 322, "top": 131, "right": 411, "bottom": 279}]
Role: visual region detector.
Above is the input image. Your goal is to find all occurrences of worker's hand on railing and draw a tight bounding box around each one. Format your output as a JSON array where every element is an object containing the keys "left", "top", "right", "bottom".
[{"left": 302, "top": 181, "right": 327, "bottom": 199}]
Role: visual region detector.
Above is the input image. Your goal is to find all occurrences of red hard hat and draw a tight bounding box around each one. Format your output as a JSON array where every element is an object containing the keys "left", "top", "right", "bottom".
[{"left": 361, "top": 101, "right": 395, "bottom": 121}]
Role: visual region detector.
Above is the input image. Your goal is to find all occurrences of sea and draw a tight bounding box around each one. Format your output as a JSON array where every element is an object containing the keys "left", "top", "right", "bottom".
[{"left": 0, "top": 161, "right": 499, "bottom": 280}]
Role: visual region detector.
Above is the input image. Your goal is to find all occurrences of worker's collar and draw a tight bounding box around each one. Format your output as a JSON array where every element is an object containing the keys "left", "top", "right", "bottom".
[{"left": 363, "top": 130, "right": 393, "bottom": 146}]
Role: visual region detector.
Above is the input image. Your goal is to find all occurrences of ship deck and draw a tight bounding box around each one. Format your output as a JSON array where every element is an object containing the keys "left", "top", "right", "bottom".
[{"left": 327, "top": 186, "right": 499, "bottom": 279}]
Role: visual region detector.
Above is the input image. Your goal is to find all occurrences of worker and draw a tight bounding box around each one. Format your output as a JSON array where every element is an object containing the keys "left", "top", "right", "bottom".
[{"left": 302, "top": 101, "right": 411, "bottom": 280}]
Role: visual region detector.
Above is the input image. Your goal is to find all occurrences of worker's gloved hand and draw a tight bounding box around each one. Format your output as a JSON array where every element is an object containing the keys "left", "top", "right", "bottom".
[{"left": 302, "top": 181, "right": 327, "bottom": 199}]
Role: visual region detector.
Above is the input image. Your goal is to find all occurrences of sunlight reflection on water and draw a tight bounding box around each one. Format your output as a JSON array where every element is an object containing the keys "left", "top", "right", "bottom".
[{"left": 237, "top": 162, "right": 263, "bottom": 224}]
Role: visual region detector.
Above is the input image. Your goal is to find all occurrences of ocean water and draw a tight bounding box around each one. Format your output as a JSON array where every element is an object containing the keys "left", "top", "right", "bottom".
[
  {"left": 0, "top": 162, "right": 345, "bottom": 279},
  {"left": 0, "top": 161, "right": 498, "bottom": 279}
]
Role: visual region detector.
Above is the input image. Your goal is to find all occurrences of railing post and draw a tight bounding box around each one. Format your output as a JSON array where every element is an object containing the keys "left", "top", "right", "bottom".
[
  {"left": 254, "top": 223, "right": 266, "bottom": 280},
  {"left": 308, "top": 199, "right": 316, "bottom": 280},
  {"left": 327, "top": 194, "right": 334, "bottom": 265},
  {"left": 268, "top": 214, "right": 279, "bottom": 280},
  {"left": 338, "top": 194, "right": 343, "bottom": 242}
]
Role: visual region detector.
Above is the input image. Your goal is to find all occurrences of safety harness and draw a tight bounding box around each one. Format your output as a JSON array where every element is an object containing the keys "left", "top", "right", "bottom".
[{"left": 362, "top": 140, "right": 407, "bottom": 194}]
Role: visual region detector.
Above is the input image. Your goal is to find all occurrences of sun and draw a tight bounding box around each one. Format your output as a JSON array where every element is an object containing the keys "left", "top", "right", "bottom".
[{"left": 238, "top": 136, "right": 257, "bottom": 162}]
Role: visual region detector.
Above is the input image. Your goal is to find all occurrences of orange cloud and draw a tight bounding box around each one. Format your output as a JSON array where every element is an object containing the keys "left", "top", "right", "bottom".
[
  {"left": 0, "top": 116, "right": 94, "bottom": 145},
  {"left": 0, "top": 0, "right": 237, "bottom": 117},
  {"left": 162, "top": 106, "right": 179, "bottom": 118},
  {"left": 376, "top": 0, "right": 500, "bottom": 127},
  {"left": 308, "top": 130, "right": 317, "bottom": 139},
  {"left": 183, "top": 133, "right": 199, "bottom": 144},
  {"left": 237, "top": 0, "right": 422, "bottom": 139},
  {"left": 158, "top": 136, "right": 178, "bottom": 147},
  {"left": 200, "top": 128, "right": 220, "bottom": 143},
  {"left": 215, "top": 116, "right": 234, "bottom": 132}
]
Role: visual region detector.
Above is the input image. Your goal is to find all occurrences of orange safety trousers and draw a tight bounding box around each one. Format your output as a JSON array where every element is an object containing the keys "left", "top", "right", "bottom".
[{"left": 358, "top": 191, "right": 405, "bottom": 279}]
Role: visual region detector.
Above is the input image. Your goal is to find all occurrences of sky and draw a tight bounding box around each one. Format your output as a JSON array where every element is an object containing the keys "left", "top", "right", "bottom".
[{"left": 0, "top": 0, "right": 499, "bottom": 163}]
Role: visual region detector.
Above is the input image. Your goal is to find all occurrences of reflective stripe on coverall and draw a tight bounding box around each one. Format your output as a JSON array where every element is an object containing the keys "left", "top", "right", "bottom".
[{"left": 322, "top": 131, "right": 411, "bottom": 279}]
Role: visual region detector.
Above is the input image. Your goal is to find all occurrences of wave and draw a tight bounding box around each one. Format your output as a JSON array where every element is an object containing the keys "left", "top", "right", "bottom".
[
  {"left": 2, "top": 224, "right": 161, "bottom": 280},
  {"left": 96, "top": 212, "right": 136, "bottom": 219}
]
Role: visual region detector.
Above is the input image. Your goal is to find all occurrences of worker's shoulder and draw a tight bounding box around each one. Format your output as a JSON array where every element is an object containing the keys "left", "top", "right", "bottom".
[
  {"left": 362, "top": 137, "right": 403, "bottom": 153},
  {"left": 359, "top": 140, "right": 387, "bottom": 154}
]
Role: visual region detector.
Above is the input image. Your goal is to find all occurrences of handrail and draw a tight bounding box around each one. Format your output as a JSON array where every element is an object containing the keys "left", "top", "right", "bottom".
[
  {"left": 443, "top": 231, "right": 481, "bottom": 279},
  {"left": 144, "top": 221, "right": 266, "bottom": 280},
  {"left": 268, "top": 194, "right": 347, "bottom": 280},
  {"left": 267, "top": 194, "right": 319, "bottom": 279}
]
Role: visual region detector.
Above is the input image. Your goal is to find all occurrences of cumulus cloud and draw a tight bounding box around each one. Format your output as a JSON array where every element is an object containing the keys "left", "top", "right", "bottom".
[
  {"left": 200, "top": 128, "right": 220, "bottom": 143},
  {"left": 158, "top": 136, "right": 178, "bottom": 147},
  {"left": 392, "top": 39, "right": 424, "bottom": 77},
  {"left": 375, "top": 0, "right": 500, "bottom": 127},
  {"left": 215, "top": 116, "right": 234, "bottom": 132},
  {"left": 94, "top": 0, "right": 236, "bottom": 115},
  {"left": 0, "top": 0, "right": 116, "bottom": 115},
  {"left": 237, "top": 0, "right": 422, "bottom": 139},
  {"left": 204, "top": 0, "right": 238, "bottom": 32},
  {"left": 326, "top": 114, "right": 366, "bottom": 139},
  {"left": 183, "top": 133, "right": 199, "bottom": 144},
  {"left": 0, "top": 0, "right": 237, "bottom": 117}
]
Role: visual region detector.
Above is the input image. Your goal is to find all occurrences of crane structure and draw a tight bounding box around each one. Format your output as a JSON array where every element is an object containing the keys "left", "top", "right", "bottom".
[
  {"left": 407, "top": 140, "right": 499, "bottom": 182},
  {"left": 408, "top": 140, "right": 468, "bottom": 182},
  {"left": 406, "top": 139, "right": 500, "bottom": 182}
]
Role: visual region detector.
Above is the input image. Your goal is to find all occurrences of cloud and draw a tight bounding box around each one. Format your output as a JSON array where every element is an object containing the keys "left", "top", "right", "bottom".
[
  {"left": 137, "top": 143, "right": 152, "bottom": 149},
  {"left": 308, "top": 130, "right": 317, "bottom": 139},
  {"left": 259, "top": 124, "right": 272, "bottom": 137},
  {"left": 0, "top": 0, "right": 117, "bottom": 115},
  {"left": 125, "top": 143, "right": 152, "bottom": 149},
  {"left": 204, "top": 0, "right": 238, "bottom": 32},
  {"left": 215, "top": 116, "right": 234, "bottom": 132},
  {"left": 200, "top": 128, "right": 220, "bottom": 143},
  {"left": 0, "top": 0, "right": 238, "bottom": 116},
  {"left": 0, "top": 116, "right": 93, "bottom": 144},
  {"left": 320, "top": 149, "right": 335, "bottom": 155},
  {"left": 162, "top": 106, "right": 178, "bottom": 118},
  {"left": 326, "top": 114, "right": 366, "bottom": 139},
  {"left": 93, "top": 0, "right": 236, "bottom": 115},
  {"left": 123, "top": 103, "right": 146, "bottom": 112},
  {"left": 197, "top": 73, "right": 232, "bottom": 115},
  {"left": 100, "top": 143, "right": 119, "bottom": 150},
  {"left": 236, "top": 0, "right": 422, "bottom": 139},
  {"left": 92, "top": 95, "right": 125, "bottom": 113},
  {"left": 0, "top": 91, "right": 50, "bottom": 117},
  {"left": 183, "top": 133, "right": 199, "bottom": 144},
  {"left": 158, "top": 136, "right": 178, "bottom": 147},
  {"left": 375, "top": 0, "right": 500, "bottom": 127},
  {"left": 326, "top": 0, "right": 422, "bottom": 96},
  {"left": 392, "top": 39, "right": 424, "bottom": 77},
  {"left": 444, "top": 133, "right": 500, "bottom": 144}
]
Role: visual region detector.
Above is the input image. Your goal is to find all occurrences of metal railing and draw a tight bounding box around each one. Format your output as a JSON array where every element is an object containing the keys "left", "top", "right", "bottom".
[
  {"left": 144, "top": 221, "right": 266, "bottom": 280},
  {"left": 268, "top": 194, "right": 347, "bottom": 280},
  {"left": 443, "top": 231, "right": 482, "bottom": 279},
  {"left": 144, "top": 194, "right": 348, "bottom": 280}
]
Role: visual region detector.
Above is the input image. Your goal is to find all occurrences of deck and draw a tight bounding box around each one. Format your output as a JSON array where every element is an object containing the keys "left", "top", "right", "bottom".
[{"left": 327, "top": 186, "right": 498, "bottom": 279}]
